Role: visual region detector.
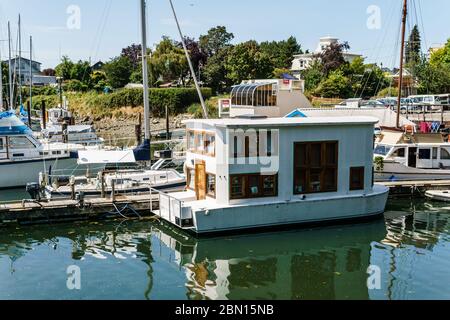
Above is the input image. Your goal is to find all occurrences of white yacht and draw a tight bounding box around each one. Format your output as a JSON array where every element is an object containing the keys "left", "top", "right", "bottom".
[
  {"left": 374, "top": 129, "right": 450, "bottom": 181},
  {"left": 39, "top": 107, "right": 104, "bottom": 146},
  {"left": 150, "top": 115, "right": 389, "bottom": 234},
  {"left": 0, "top": 111, "right": 94, "bottom": 189},
  {"left": 42, "top": 150, "right": 186, "bottom": 199}
]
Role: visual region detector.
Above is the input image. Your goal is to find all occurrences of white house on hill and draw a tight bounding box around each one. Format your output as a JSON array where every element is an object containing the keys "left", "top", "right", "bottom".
[{"left": 291, "top": 37, "right": 362, "bottom": 79}]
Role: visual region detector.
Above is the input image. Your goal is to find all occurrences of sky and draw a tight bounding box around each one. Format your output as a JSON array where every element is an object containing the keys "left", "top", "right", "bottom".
[{"left": 0, "top": 0, "right": 448, "bottom": 69}]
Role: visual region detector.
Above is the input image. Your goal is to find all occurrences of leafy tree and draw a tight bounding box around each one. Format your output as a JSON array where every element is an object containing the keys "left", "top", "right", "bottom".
[
  {"left": 175, "top": 37, "right": 207, "bottom": 78},
  {"left": 121, "top": 43, "right": 142, "bottom": 70},
  {"left": 55, "top": 56, "right": 75, "bottom": 80},
  {"left": 151, "top": 37, "right": 188, "bottom": 84},
  {"left": 70, "top": 60, "right": 92, "bottom": 83},
  {"left": 42, "top": 68, "right": 56, "bottom": 76},
  {"left": 90, "top": 71, "right": 108, "bottom": 91},
  {"left": 342, "top": 58, "right": 388, "bottom": 98},
  {"left": 416, "top": 56, "right": 450, "bottom": 94},
  {"left": 430, "top": 39, "right": 450, "bottom": 66},
  {"left": 199, "top": 26, "right": 234, "bottom": 57},
  {"left": 318, "top": 41, "right": 350, "bottom": 76},
  {"left": 202, "top": 47, "right": 232, "bottom": 93},
  {"left": 225, "top": 41, "right": 273, "bottom": 84},
  {"left": 302, "top": 60, "right": 324, "bottom": 92},
  {"left": 103, "top": 56, "right": 133, "bottom": 88},
  {"left": 260, "top": 36, "right": 302, "bottom": 69},
  {"left": 313, "top": 70, "right": 352, "bottom": 98},
  {"left": 405, "top": 25, "right": 421, "bottom": 65}
]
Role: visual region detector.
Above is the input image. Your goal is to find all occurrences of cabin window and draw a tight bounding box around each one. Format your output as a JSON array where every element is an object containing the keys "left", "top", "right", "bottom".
[
  {"left": 206, "top": 174, "right": 216, "bottom": 198},
  {"left": 418, "top": 149, "right": 431, "bottom": 160},
  {"left": 232, "top": 130, "right": 277, "bottom": 159},
  {"left": 187, "top": 130, "right": 215, "bottom": 156},
  {"left": 441, "top": 148, "right": 450, "bottom": 160},
  {"left": 350, "top": 167, "right": 365, "bottom": 191},
  {"left": 9, "top": 136, "right": 35, "bottom": 149},
  {"left": 392, "top": 148, "right": 405, "bottom": 158},
  {"left": 293, "top": 142, "right": 338, "bottom": 194},
  {"left": 230, "top": 174, "right": 278, "bottom": 200}
]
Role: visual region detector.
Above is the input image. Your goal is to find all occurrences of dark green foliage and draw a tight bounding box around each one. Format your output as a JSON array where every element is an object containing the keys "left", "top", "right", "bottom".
[{"left": 103, "top": 56, "right": 133, "bottom": 88}]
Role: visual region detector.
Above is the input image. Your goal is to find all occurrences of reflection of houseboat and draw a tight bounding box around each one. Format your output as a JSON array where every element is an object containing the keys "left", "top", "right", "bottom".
[
  {"left": 152, "top": 116, "right": 389, "bottom": 234},
  {"left": 218, "top": 78, "right": 312, "bottom": 118}
]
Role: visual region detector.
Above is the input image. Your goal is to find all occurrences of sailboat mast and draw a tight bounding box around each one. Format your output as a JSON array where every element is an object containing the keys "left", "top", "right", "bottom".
[
  {"left": 29, "top": 36, "right": 32, "bottom": 111},
  {"left": 0, "top": 46, "right": 3, "bottom": 110},
  {"left": 396, "top": 0, "right": 408, "bottom": 128},
  {"left": 139, "top": 0, "right": 150, "bottom": 142},
  {"left": 18, "top": 14, "right": 22, "bottom": 107},
  {"left": 8, "top": 22, "right": 13, "bottom": 110}
]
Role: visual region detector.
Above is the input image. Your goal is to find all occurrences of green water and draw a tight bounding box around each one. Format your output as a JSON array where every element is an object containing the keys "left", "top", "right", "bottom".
[{"left": 0, "top": 197, "right": 449, "bottom": 300}]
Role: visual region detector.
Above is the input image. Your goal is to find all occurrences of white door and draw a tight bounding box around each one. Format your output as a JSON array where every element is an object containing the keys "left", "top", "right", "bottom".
[
  {"left": 0, "top": 137, "right": 7, "bottom": 160},
  {"left": 417, "top": 148, "right": 432, "bottom": 169}
]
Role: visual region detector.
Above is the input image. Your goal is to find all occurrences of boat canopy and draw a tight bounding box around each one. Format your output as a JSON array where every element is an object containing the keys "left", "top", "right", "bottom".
[
  {"left": 230, "top": 82, "right": 277, "bottom": 107},
  {"left": 77, "top": 150, "right": 136, "bottom": 165},
  {"left": 0, "top": 111, "right": 33, "bottom": 136}
]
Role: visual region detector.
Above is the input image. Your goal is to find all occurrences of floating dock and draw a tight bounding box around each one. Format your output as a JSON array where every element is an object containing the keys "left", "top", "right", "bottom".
[
  {"left": 378, "top": 180, "right": 450, "bottom": 197},
  {"left": 0, "top": 194, "right": 159, "bottom": 227}
]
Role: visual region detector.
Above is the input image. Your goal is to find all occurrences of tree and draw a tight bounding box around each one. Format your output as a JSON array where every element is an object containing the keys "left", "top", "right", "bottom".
[
  {"left": 70, "top": 60, "right": 92, "bottom": 83},
  {"left": 318, "top": 42, "right": 350, "bottom": 76},
  {"left": 55, "top": 56, "right": 75, "bottom": 80},
  {"left": 430, "top": 39, "right": 450, "bottom": 67},
  {"left": 175, "top": 37, "right": 207, "bottom": 78},
  {"left": 302, "top": 60, "right": 324, "bottom": 92},
  {"left": 313, "top": 70, "right": 352, "bottom": 98},
  {"left": 121, "top": 43, "right": 142, "bottom": 70},
  {"left": 260, "top": 36, "right": 302, "bottom": 69},
  {"left": 151, "top": 37, "right": 189, "bottom": 84},
  {"left": 416, "top": 55, "right": 450, "bottom": 94},
  {"left": 405, "top": 25, "right": 421, "bottom": 65},
  {"left": 199, "top": 26, "right": 234, "bottom": 57},
  {"left": 202, "top": 47, "right": 232, "bottom": 93},
  {"left": 42, "top": 68, "right": 56, "bottom": 76},
  {"left": 103, "top": 56, "right": 133, "bottom": 88},
  {"left": 225, "top": 41, "right": 273, "bottom": 84},
  {"left": 342, "top": 58, "right": 388, "bottom": 98},
  {"left": 90, "top": 70, "right": 108, "bottom": 91}
]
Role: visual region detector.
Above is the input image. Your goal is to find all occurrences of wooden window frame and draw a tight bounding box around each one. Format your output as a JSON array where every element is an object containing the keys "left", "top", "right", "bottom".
[
  {"left": 229, "top": 173, "right": 278, "bottom": 200},
  {"left": 350, "top": 167, "right": 365, "bottom": 191},
  {"left": 187, "top": 168, "right": 216, "bottom": 199},
  {"left": 293, "top": 141, "right": 338, "bottom": 195}
]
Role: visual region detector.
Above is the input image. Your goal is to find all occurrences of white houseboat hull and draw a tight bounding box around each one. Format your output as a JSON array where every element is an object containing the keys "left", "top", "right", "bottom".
[
  {"left": 375, "top": 160, "right": 450, "bottom": 182},
  {"left": 0, "top": 157, "right": 77, "bottom": 189},
  {"left": 158, "top": 185, "right": 389, "bottom": 235}
]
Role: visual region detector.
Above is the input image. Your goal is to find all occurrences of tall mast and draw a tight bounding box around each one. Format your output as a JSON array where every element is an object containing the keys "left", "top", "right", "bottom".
[
  {"left": 18, "top": 14, "right": 22, "bottom": 106},
  {"left": 29, "top": 36, "right": 33, "bottom": 111},
  {"left": 396, "top": 0, "right": 408, "bottom": 128},
  {"left": 140, "top": 0, "right": 150, "bottom": 142},
  {"left": 0, "top": 45, "right": 3, "bottom": 110},
  {"left": 8, "top": 22, "right": 13, "bottom": 110}
]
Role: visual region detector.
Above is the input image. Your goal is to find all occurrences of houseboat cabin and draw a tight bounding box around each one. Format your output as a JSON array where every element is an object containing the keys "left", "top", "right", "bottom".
[
  {"left": 153, "top": 116, "right": 389, "bottom": 234},
  {"left": 218, "top": 79, "right": 312, "bottom": 118}
]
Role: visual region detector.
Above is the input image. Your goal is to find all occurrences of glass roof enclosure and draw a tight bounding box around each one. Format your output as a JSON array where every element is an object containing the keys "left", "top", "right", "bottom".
[{"left": 230, "top": 83, "right": 277, "bottom": 107}]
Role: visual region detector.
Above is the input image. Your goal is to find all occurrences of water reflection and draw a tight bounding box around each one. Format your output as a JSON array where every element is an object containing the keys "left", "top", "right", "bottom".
[{"left": 0, "top": 199, "right": 449, "bottom": 300}]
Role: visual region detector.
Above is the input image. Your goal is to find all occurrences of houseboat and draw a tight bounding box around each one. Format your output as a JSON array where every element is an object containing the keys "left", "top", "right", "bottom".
[
  {"left": 218, "top": 78, "right": 312, "bottom": 118},
  {"left": 374, "top": 129, "right": 450, "bottom": 181},
  {"left": 151, "top": 116, "right": 389, "bottom": 235},
  {"left": 0, "top": 111, "right": 88, "bottom": 189}
]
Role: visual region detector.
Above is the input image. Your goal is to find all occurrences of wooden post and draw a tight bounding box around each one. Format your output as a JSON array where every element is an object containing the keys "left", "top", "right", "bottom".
[
  {"left": 396, "top": 0, "right": 408, "bottom": 129},
  {"left": 101, "top": 171, "right": 106, "bottom": 198},
  {"left": 135, "top": 113, "right": 142, "bottom": 146},
  {"left": 166, "top": 105, "right": 170, "bottom": 140},
  {"left": 41, "top": 101, "right": 46, "bottom": 129},
  {"left": 111, "top": 179, "right": 116, "bottom": 202},
  {"left": 26, "top": 100, "right": 32, "bottom": 128}
]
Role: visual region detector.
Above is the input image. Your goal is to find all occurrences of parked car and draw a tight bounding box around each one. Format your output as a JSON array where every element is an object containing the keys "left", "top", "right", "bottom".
[{"left": 360, "top": 100, "right": 386, "bottom": 108}]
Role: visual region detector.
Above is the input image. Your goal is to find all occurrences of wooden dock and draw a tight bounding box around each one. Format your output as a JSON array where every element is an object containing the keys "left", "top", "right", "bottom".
[
  {"left": 0, "top": 194, "right": 160, "bottom": 227},
  {"left": 378, "top": 180, "right": 450, "bottom": 197}
]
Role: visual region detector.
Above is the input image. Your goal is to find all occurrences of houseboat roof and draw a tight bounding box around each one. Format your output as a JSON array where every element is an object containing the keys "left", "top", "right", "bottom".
[{"left": 183, "top": 116, "right": 378, "bottom": 128}]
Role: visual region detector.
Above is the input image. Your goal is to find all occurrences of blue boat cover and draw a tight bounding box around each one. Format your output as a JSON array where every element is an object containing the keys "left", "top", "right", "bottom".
[
  {"left": 0, "top": 111, "right": 33, "bottom": 135},
  {"left": 285, "top": 109, "right": 307, "bottom": 118},
  {"left": 133, "top": 139, "right": 151, "bottom": 161}
]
